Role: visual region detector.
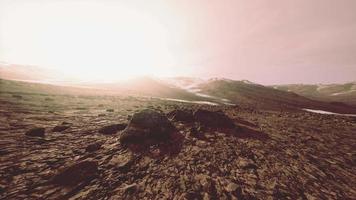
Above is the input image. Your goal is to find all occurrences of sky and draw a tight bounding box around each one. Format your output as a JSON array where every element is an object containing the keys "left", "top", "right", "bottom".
[{"left": 0, "top": 0, "right": 356, "bottom": 84}]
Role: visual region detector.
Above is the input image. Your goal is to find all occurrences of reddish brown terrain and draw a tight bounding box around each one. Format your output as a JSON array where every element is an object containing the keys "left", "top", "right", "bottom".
[
  {"left": 0, "top": 84, "right": 356, "bottom": 200},
  {"left": 1, "top": 0, "right": 356, "bottom": 198}
]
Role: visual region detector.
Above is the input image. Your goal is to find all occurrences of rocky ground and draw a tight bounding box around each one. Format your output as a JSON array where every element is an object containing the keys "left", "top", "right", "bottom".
[{"left": 0, "top": 92, "right": 355, "bottom": 200}]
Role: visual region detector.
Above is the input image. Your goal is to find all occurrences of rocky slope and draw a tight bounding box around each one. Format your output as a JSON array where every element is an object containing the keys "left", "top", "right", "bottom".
[
  {"left": 0, "top": 87, "right": 355, "bottom": 199},
  {"left": 192, "top": 79, "right": 356, "bottom": 114}
]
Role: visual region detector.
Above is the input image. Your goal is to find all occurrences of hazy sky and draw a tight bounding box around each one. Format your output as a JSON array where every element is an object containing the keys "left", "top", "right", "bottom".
[{"left": 1, "top": 0, "right": 356, "bottom": 84}]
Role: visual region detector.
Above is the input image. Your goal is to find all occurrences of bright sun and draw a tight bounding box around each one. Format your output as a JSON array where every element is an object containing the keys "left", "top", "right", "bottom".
[{"left": 0, "top": 1, "right": 179, "bottom": 81}]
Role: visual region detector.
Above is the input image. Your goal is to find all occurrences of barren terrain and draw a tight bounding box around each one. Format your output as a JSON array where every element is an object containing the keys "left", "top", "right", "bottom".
[{"left": 0, "top": 87, "right": 355, "bottom": 200}]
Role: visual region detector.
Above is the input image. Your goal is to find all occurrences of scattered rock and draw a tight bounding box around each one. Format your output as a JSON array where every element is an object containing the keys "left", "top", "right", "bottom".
[
  {"left": 44, "top": 97, "right": 54, "bottom": 101},
  {"left": 180, "top": 191, "right": 202, "bottom": 200},
  {"left": 0, "top": 149, "right": 9, "bottom": 156},
  {"left": 0, "top": 184, "right": 5, "bottom": 194},
  {"left": 108, "top": 151, "right": 133, "bottom": 170},
  {"left": 12, "top": 94, "right": 22, "bottom": 99},
  {"left": 225, "top": 182, "right": 243, "bottom": 198},
  {"left": 168, "top": 109, "right": 194, "bottom": 122},
  {"left": 149, "top": 147, "right": 162, "bottom": 157},
  {"left": 193, "top": 109, "right": 235, "bottom": 129},
  {"left": 98, "top": 124, "right": 127, "bottom": 135},
  {"left": 242, "top": 163, "right": 258, "bottom": 170},
  {"left": 225, "top": 182, "right": 240, "bottom": 192},
  {"left": 52, "top": 125, "right": 70, "bottom": 132},
  {"left": 25, "top": 127, "right": 45, "bottom": 137},
  {"left": 189, "top": 126, "right": 206, "bottom": 139},
  {"left": 196, "top": 174, "right": 215, "bottom": 193},
  {"left": 61, "top": 121, "right": 72, "bottom": 126},
  {"left": 120, "top": 109, "right": 175, "bottom": 144},
  {"left": 189, "top": 126, "right": 199, "bottom": 136},
  {"left": 122, "top": 183, "right": 138, "bottom": 194},
  {"left": 85, "top": 143, "right": 102, "bottom": 152},
  {"left": 3, "top": 93, "right": 356, "bottom": 199},
  {"left": 52, "top": 160, "right": 98, "bottom": 186}
]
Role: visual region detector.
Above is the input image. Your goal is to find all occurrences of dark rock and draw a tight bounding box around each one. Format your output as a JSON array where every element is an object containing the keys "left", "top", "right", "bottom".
[
  {"left": 61, "top": 121, "right": 72, "bottom": 126},
  {"left": 242, "top": 163, "right": 258, "bottom": 170},
  {"left": 52, "top": 160, "right": 98, "bottom": 186},
  {"left": 25, "top": 127, "right": 45, "bottom": 137},
  {"left": 190, "top": 126, "right": 199, "bottom": 136},
  {"left": 44, "top": 97, "right": 54, "bottom": 101},
  {"left": 225, "top": 182, "right": 243, "bottom": 198},
  {"left": 12, "top": 94, "right": 22, "bottom": 99},
  {"left": 193, "top": 109, "right": 235, "bottom": 129},
  {"left": 85, "top": 143, "right": 101, "bottom": 152},
  {"left": 0, "top": 149, "right": 9, "bottom": 156},
  {"left": 0, "top": 184, "right": 5, "bottom": 194},
  {"left": 189, "top": 126, "right": 205, "bottom": 139},
  {"left": 181, "top": 191, "right": 202, "bottom": 200},
  {"left": 120, "top": 109, "right": 175, "bottom": 144},
  {"left": 52, "top": 125, "right": 70, "bottom": 132},
  {"left": 98, "top": 124, "right": 127, "bottom": 135},
  {"left": 106, "top": 109, "right": 114, "bottom": 112},
  {"left": 167, "top": 109, "right": 194, "bottom": 122}
]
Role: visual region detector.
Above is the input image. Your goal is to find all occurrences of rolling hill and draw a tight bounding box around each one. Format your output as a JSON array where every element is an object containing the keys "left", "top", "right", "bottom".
[
  {"left": 1, "top": 75, "right": 356, "bottom": 114},
  {"left": 165, "top": 77, "right": 356, "bottom": 114},
  {"left": 273, "top": 82, "right": 356, "bottom": 106}
]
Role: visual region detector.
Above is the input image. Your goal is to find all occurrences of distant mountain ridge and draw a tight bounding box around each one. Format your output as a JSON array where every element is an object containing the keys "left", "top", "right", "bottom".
[
  {"left": 1, "top": 63, "right": 356, "bottom": 114},
  {"left": 273, "top": 83, "right": 356, "bottom": 106},
  {"left": 165, "top": 78, "right": 356, "bottom": 114},
  {"left": 0, "top": 62, "right": 79, "bottom": 85}
]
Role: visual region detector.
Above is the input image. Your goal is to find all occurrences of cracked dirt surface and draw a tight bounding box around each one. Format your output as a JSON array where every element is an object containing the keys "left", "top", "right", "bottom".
[{"left": 0, "top": 92, "right": 355, "bottom": 199}]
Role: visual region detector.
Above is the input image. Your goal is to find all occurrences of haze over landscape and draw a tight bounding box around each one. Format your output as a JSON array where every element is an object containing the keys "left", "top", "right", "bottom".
[
  {"left": 1, "top": 1, "right": 356, "bottom": 200},
  {"left": 1, "top": 0, "right": 356, "bottom": 84}
]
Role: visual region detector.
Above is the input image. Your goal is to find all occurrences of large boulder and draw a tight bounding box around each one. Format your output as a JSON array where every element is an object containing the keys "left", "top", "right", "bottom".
[
  {"left": 193, "top": 109, "right": 235, "bottom": 129},
  {"left": 120, "top": 109, "right": 175, "bottom": 144},
  {"left": 167, "top": 109, "right": 194, "bottom": 122}
]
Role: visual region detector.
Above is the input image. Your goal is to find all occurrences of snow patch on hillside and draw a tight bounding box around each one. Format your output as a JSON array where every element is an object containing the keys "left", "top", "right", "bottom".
[
  {"left": 163, "top": 77, "right": 236, "bottom": 105},
  {"left": 241, "top": 80, "right": 255, "bottom": 84},
  {"left": 158, "top": 97, "right": 219, "bottom": 106},
  {"left": 316, "top": 84, "right": 328, "bottom": 91},
  {"left": 162, "top": 77, "right": 206, "bottom": 93},
  {"left": 331, "top": 90, "right": 356, "bottom": 96},
  {"left": 303, "top": 109, "right": 356, "bottom": 117}
]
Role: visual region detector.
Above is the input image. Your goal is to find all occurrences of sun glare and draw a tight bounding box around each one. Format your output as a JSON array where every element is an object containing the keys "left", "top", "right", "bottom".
[{"left": 0, "top": 1, "right": 178, "bottom": 81}]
